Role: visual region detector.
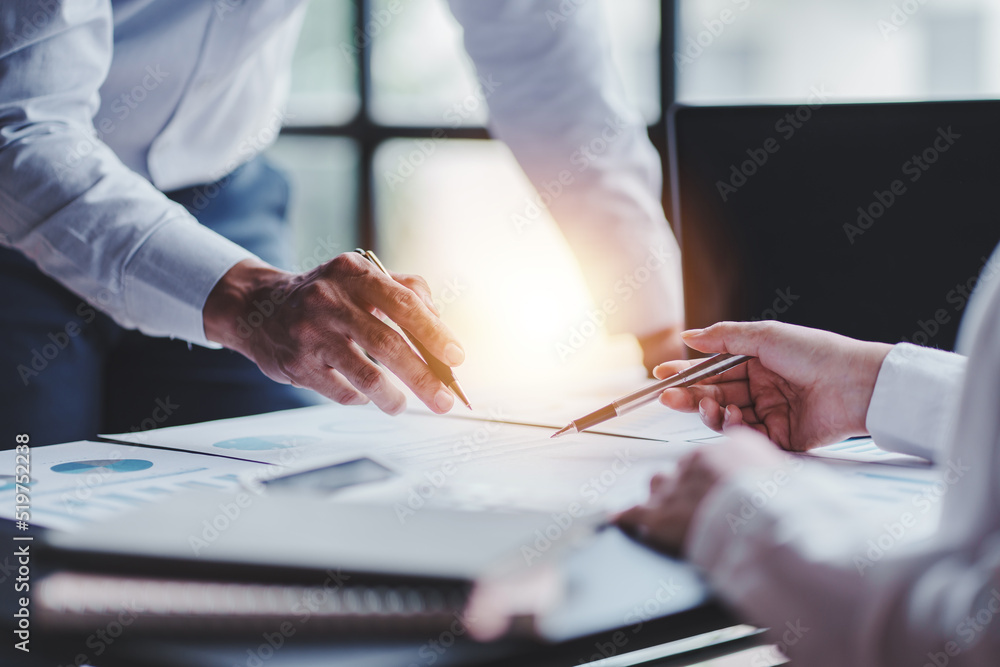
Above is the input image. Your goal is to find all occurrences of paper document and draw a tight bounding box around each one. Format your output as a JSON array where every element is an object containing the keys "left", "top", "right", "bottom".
[{"left": 0, "top": 441, "right": 268, "bottom": 531}]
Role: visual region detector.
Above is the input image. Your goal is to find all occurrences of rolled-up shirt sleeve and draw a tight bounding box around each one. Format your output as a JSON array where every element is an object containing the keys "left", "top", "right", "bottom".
[
  {"left": 447, "top": 0, "right": 684, "bottom": 337},
  {"left": 0, "top": 0, "right": 255, "bottom": 346},
  {"left": 865, "top": 343, "right": 967, "bottom": 462}
]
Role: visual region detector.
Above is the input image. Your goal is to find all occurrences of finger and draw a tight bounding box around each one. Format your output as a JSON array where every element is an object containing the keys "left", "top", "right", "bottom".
[
  {"left": 698, "top": 397, "right": 726, "bottom": 432},
  {"left": 393, "top": 273, "right": 440, "bottom": 316},
  {"left": 322, "top": 339, "right": 410, "bottom": 415},
  {"left": 722, "top": 404, "right": 744, "bottom": 431},
  {"left": 680, "top": 321, "right": 776, "bottom": 358},
  {"left": 649, "top": 472, "right": 671, "bottom": 494},
  {"left": 652, "top": 360, "right": 693, "bottom": 380},
  {"left": 286, "top": 363, "right": 370, "bottom": 407},
  {"left": 654, "top": 359, "right": 748, "bottom": 385},
  {"left": 346, "top": 315, "right": 456, "bottom": 415},
  {"left": 358, "top": 268, "right": 465, "bottom": 367},
  {"left": 659, "top": 380, "right": 752, "bottom": 412},
  {"left": 614, "top": 505, "right": 652, "bottom": 534}
]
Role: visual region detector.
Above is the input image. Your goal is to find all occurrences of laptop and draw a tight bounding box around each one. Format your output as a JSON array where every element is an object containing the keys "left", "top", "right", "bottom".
[{"left": 668, "top": 99, "right": 1000, "bottom": 350}]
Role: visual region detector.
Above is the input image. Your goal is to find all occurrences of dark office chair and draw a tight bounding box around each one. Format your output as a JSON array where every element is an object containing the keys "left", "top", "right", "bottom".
[{"left": 668, "top": 99, "right": 1000, "bottom": 351}]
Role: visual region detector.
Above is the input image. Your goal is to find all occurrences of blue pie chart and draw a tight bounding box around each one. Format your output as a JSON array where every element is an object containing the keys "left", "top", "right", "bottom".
[
  {"left": 213, "top": 435, "right": 319, "bottom": 451},
  {"left": 51, "top": 459, "right": 154, "bottom": 474}
]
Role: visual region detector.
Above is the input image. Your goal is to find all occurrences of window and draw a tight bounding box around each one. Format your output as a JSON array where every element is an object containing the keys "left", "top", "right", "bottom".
[
  {"left": 271, "top": 0, "right": 667, "bottom": 387},
  {"left": 676, "top": 0, "right": 1000, "bottom": 104}
]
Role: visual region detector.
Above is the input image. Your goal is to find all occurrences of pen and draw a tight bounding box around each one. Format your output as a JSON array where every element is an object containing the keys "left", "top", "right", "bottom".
[
  {"left": 551, "top": 353, "right": 752, "bottom": 438},
  {"left": 355, "top": 249, "right": 472, "bottom": 409}
]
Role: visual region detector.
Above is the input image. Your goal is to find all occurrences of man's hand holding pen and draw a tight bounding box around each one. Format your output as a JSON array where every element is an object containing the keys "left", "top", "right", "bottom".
[{"left": 203, "top": 252, "right": 466, "bottom": 416}]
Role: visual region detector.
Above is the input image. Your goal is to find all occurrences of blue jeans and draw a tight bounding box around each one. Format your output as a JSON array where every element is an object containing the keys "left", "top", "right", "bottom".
[{"left": 0, "top": 156, "right": 318, "bottom": 447}]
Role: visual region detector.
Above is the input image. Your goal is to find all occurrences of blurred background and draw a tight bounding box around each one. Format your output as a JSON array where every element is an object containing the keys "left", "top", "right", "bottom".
[{"left": 267, "top": 0, "right": 1000, "bottom": 392}]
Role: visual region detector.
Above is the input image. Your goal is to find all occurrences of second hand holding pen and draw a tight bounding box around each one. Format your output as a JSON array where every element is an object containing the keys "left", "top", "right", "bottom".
[
  {"left": 551, "top": 353, "right": 752, "bottom": 438},
  {"left": 354, "top": 249, "right": 471, "bottom": 410}
]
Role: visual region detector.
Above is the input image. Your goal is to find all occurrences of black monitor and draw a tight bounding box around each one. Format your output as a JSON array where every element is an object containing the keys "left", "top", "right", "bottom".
[{"left": 668, "top": 99, "right": 1000, "bottom": 351}]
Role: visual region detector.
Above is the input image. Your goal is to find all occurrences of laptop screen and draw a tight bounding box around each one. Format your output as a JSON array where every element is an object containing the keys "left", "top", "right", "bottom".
[{"left": 668, "top": 100, "right": 1000, "bottom": 350}]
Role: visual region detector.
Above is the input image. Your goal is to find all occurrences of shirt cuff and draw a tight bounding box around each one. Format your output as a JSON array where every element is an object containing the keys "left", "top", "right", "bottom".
[
  {"left": 865, "top": 343, "right": 967, "bottom": 461},
  {"left": 122, "top": 216, "right": 256, "bottom": 347}
]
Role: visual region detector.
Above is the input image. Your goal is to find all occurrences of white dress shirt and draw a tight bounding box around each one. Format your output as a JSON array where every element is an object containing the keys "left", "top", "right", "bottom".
[
  {"left": 0, "top": 0, "right": 682, "bottom": 347},
  {"left": 687, "top": 247, "right": 1000, "bottom": 666}
]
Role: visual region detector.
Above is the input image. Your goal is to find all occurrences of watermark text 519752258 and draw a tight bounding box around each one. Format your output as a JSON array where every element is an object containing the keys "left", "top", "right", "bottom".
[{"left": 12, "top": 433, "right": 33, "bottom": 653}]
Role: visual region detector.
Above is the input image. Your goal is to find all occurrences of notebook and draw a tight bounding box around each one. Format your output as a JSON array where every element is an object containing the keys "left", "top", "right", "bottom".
[{"left": 37, "top": 490, "right": 600, "bottom": 641}]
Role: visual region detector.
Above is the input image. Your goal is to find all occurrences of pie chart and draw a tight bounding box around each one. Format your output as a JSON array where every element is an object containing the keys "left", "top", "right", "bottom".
[
  {"left": 51, "top": 459, "right": 154, "bottom": 474},
  {"left": 213, "top": 435, "right": 319, "bottom": 451}
]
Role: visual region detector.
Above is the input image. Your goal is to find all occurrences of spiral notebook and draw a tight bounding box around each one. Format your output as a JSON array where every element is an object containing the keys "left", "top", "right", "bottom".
[{"left": 37, "top": 490, "right": 596, "bottom": 640}]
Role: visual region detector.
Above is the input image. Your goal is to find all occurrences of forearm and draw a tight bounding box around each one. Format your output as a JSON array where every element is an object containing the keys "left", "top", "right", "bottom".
[
  {"left": 0, "top": 0, "right": 254, "bottom": 345},
  {"left": 447, "top": 0, "right": 683, "bottom": 337}
]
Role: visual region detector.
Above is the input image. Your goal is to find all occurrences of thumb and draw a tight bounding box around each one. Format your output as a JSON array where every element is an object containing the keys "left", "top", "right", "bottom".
[
  {"left": 681, "top": 321, "right": 773, "bottom": 358},
  {"left": 613, "top": 504, "right": 651, "bottom": 535}
]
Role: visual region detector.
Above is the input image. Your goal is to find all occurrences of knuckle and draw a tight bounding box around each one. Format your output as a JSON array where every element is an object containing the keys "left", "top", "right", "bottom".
[
  {"left": 412, "top": 368, "right": 441, "bottom": 395},
  {"left": 297, "top": 281, "right": 329, "bottom": 307},
  {"left": 327, "top": 252, "right": 366, "bottom": 277},
  {"left": 276, "top": 357, "right": 305, "bottom": 381},
  {"left": 390, "top": 288, "right": 419, "bottom": 313},
  {"left": 332, "top": 387, "right": 361, "bottom": 405},
  {"left": 369, "top": 328, "right": 405, "bottom": 360},
  {"left": 284, "top": 314, "right": 310, "bottom": 343},
  {"left": 353, "top": 365, "right": 384, "bottom": 394},
  {"left": 404, "top": 275, "right": 431, "bottom": 295}
]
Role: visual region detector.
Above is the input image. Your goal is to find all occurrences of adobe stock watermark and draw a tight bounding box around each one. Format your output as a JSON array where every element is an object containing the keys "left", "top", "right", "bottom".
[
  {"left": 545, "top": 0, "right": 590, "bottom": 30},
  {"left": 16, "top": 298, "right": 103, "bottom": 386},
  {"left": 749, "top": 619, "right": 810, "bottom": 667},
  {"left": 724, "top": 455, "right": 805, "bottom": 534},
  {"left": 187, "top": 449, "right": 307, "bottom": 557},
  {"left": 214, "top": 0, "right": 244, "bottom": 21},
  {"left": 576, "top": 579, "right": 684, "bottom": 663},
  {"left": 6, "top": 0, "right": 58, "bottom": 52},
  {"left": 749, "top": 287, "right": 800, "bottom": 322},
  {"left": 715, "top": 85, "right": 831, "bottom": 203},
  {"left": 382, "top": 74, "right": 501, "bottom": 192},
  {"left": 921, "top": 588, "right": 1000, "bottom": 667},
  {"left": 404, "top": 610, "right": 479, "bottom": 667},
  {"left": 877, "top": 0, "right": 930, "bottom": 41},
  {"left": 511, "top": 115, "right": 632, "bottom": 234},
  {"left": 853, "top": 458, "right": 969, "bottom": 576},
  {"left": 674, "top": 0, "right": 752, "bottom": 71},
  {"left": 393, "top": 410, "right": 505, "bottom": 524},
  {"left": 234, "top": 568, "right": 352, "bottom": 667},
  {"left": 339, "top": 0, "right": 411, "bottom": 62},
  {"left": 843, "top": 126, "right": 960, "bottom": 245},
  {"left": 520, "top": 449, "right": 635, "bottom": 566},
  {"left": 898, "top": 253, "right": 999, "bottom": 347},
  {"left": 556, "top": 244, "right": 676, "bottom": 362},
  {"left": 54, "top": 64, "right": 170, "bottom": 182}
]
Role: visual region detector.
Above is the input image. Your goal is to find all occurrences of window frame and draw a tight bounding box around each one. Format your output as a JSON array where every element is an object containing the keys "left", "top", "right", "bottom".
[{"left": 280, "top": 0, "right": 677, "bottom": 250}]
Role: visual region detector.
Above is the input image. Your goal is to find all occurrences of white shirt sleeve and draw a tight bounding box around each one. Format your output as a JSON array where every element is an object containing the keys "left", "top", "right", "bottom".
[
  {"left": 685, "top": 266, "right": 1000, "bottom": 666},
  {"left": 866, "top": 343, "right": 967, "bottom": 461},
  {"left": 446, "top": 0, "right": 684, "bottom": 337},
  {"left": 0, "top": 1, "right": 255, "bottom": 346},
  {"left": 686, "top": 464, "right": 1000, "bottom": 667}
]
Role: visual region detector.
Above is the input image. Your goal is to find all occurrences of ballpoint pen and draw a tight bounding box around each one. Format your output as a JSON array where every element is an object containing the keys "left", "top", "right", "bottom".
[
  {"left": 551, "top": 353, "right": 752, "bottom": 438},
  {"left": 354, "top": 249, "right": 472, "bottom": 409}
]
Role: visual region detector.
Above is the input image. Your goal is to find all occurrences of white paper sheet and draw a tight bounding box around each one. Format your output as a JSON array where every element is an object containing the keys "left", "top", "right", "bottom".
[{"left": 0, "top": 441, "right": 269, "bottom": 531}]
